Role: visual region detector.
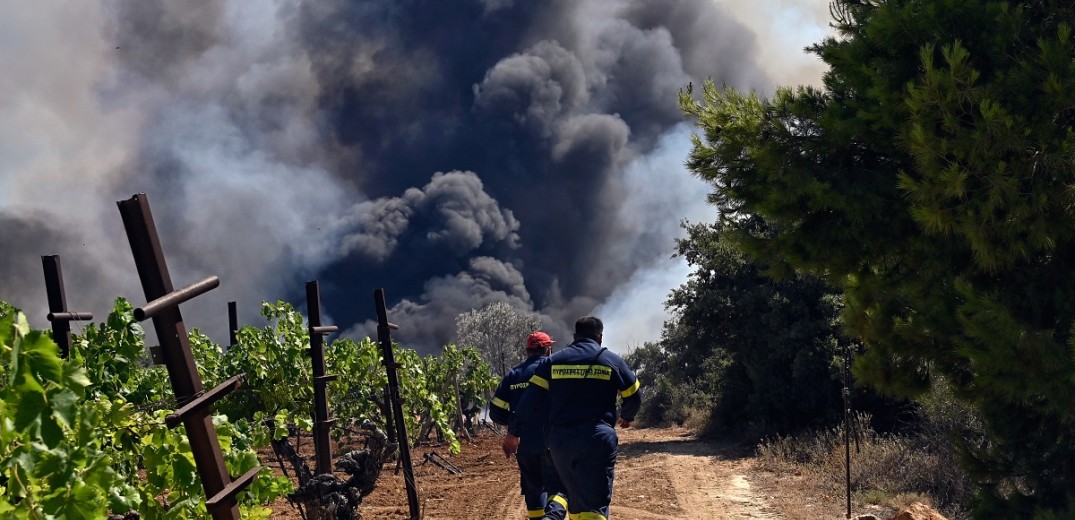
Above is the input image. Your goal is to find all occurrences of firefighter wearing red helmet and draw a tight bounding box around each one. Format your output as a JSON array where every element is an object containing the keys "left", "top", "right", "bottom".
[
  {"left": 505, "top": 316, "right": 642, "bottom": 520},
  {"left": 490, "top": 330, "right": 568, "bottom": 520}
]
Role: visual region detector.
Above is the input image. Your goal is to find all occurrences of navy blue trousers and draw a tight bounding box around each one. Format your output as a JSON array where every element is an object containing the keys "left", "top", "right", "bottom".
[
  {"left": 518, "top": 436, "right": 567, "bottom": 519},
  {"left": 547, "top": 421, "right": 617, "bottom": 520}
]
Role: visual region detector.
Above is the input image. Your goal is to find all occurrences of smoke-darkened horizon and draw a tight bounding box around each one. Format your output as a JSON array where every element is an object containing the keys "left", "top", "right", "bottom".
[{"left": 0, "top": 0, "right": 830, "bottom": 354}]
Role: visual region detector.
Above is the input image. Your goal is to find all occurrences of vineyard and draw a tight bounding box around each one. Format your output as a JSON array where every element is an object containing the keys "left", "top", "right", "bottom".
[
  {"left": 0, "top": 194, "right": 500, "bottom": 520},
  {"left": 0, "top": 298, "right": 498, "bottom": 519}
]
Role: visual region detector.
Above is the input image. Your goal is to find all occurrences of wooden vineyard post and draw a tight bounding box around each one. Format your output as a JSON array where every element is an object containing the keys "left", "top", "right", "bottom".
[
  {"left": 41, "top": 255, "right": 93, "bottom": 358},
  {"left": 306, "top": 280, "right": 338, "bottom": 476},
  {"left": 374, "top": 288, "right": 420, "bottom": 520},
  {"left": 118, "top": 193, "right": 259, "bottom": 520}
]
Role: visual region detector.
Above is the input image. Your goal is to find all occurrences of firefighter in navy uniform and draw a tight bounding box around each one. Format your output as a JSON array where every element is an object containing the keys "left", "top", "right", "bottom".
[
  {"left": 506, "top": 316, "right": 642, "bottom": 520},
  {"left": 490, "top": 331, "right": 568, "bottom": 520}
]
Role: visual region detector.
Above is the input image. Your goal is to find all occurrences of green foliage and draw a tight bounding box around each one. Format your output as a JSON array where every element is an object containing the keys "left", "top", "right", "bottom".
[
  {"left": 628, "top": 341, "right": 725, "bottom": 430},
  {"left": 0, "top": 300, "right": 290, "bottom": 518},
  {"left": 326, "top": 336, "right": 389, "bottom": 432},
  {"left": 0, "top": 311, "right": 126, "bottom": 519},
  {"left": 220, "top": 301, "right": 492, "bottom": 454},
  {"left": 217, "top": 300, "right": 315, "bottom": 422},
  {"left": 0, "top": 294, "right": 497, "bottom": 518},
  {"left": 630, "top": 219, "right": 847, "bottom": 434},
  {"left": 681, "top": 1, "right": 1075, "bottom": 515},
  {"left": 423, "top": 344, "right": 499, "bottom": 441},
  {"left": 74, "top": 298, "right": 167, "bottom": 405},
  {"left": 0, "top": 300, "right": 16, "bottom": 319},
  {"left": 456, "top": 345, "right": 499, "bottom": 408}
]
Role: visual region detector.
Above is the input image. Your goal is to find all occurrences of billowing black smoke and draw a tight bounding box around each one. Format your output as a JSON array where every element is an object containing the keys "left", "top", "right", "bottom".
[
  {"left": 294, "top": 0, "right": 773, "bottom": 348},
  {"left": 0, "top": 0, "right": 778, "bottom": 353}
]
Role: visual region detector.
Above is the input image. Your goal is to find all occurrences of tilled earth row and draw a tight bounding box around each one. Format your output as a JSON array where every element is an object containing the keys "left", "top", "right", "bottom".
[{"left": 266, "top": 425, "right": 848, "bottom": 519}]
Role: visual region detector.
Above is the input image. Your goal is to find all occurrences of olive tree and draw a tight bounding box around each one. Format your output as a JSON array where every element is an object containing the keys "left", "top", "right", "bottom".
[{"left": 455, "top": 302, "right": 541, "bottom": 375}]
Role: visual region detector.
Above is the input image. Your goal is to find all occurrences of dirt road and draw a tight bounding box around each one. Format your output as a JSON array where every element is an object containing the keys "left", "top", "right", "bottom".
[
  {"left": 271, "top": 425, "right": 793, "bottom": 519},
  {"left": 607, "top": 427, "right": 780, "bottom": 519}
]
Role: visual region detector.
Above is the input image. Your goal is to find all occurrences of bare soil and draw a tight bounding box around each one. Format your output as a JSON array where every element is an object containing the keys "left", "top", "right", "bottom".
[{"left": 265, "top": 425, "right": 855, "bottom": 519}]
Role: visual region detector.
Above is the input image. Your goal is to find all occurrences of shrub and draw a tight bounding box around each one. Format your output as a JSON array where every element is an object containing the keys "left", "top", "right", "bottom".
[
  {"left": 756, "top": 410, "right": 975, "bottom": 519},
  {"left": 635, "top": 374, "right": 709, "bottom": 428}
]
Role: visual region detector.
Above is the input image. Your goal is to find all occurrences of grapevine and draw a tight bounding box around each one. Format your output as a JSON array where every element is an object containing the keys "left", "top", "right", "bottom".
[
  {"left": 0, "top": 301, "right": 289, "bottom": 519},
  {"left": 0, "top": 298, "right": 499, "bottom": 518}
]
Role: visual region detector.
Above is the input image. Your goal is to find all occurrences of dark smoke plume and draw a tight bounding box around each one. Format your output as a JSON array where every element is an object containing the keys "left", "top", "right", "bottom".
[{"left": 0, "top": 0, "right": 828, "bottom": 353}]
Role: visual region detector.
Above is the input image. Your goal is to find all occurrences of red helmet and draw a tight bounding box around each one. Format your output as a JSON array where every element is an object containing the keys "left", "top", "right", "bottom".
[{"left": 526, "top": 331, "right": 555, "bottom": 349}]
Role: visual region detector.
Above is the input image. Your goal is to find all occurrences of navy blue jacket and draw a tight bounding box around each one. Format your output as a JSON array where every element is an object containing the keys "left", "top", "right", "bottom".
[
  {"left": 510, "top": 338, "right": 641, "bottom": 435},
  {"left": 489, "top": 354, "right": 548, "bottom": 441}
]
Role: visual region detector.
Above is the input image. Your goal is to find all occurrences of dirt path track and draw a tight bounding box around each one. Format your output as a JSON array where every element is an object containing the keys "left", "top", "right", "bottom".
[
  {"left": 270, "top": 426, "right": 786, "bottom": 519},
  {"left": 611, "top": 427, "right": 780, "bottom": 519}
]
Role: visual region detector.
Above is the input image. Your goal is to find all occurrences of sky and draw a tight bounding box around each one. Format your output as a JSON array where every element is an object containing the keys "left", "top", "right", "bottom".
[{"left": 0, "top": 0, "right": 831, "bottom": 355}]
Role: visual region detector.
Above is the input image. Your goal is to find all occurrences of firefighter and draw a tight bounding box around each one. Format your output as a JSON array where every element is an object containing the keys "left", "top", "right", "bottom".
[
  {"left": 505, "top": 316, "right": 642, "bottom": 520},
  {"left": 490, "top": 331, "right": 568, "bottom": 520}
]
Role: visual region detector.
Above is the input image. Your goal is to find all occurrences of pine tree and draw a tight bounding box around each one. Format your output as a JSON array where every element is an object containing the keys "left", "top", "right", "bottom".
[{"left": 681, "top": 1, "right": 1075, "bottom": 516}]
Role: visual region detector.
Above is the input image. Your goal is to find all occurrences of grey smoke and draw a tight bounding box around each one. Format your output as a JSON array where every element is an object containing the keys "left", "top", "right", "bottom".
[
  {"left": 473, "top": 40, "right": 588, "bottom": 134},
  {"left": 336, "top": 171, "right": 520, "bottom": 263},
  {"left": 1, "top": 0, "right": 830, "bottom": 353}
]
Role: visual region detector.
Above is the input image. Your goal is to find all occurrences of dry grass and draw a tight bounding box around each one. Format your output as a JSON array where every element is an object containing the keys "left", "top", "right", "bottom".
[{"left": 753, "top": 412, "right": 974, "bottom": 520}]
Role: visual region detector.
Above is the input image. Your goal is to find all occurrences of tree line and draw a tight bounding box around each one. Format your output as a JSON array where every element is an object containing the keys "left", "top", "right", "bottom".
[{"left": 632, "top": 1, "right": 1075, "bottom": 518}]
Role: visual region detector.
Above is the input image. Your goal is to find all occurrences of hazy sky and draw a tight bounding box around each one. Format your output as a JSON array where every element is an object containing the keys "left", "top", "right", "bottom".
[{"left": 0, "top": 0, "right": 832, "bottom": 354}]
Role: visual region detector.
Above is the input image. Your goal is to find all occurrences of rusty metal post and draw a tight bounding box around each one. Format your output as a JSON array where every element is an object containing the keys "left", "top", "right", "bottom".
[
  {"left": 41, "top": 255, "right": 92, "bottom": 358},
  {"left": 383, "top": 385, "right": 397, "bottom": 445},
  {"left": 374, "top": 288, "right": 420, "bottom": 520},
  {"left": 117, "top": 193, "right": 241, "bottom": 520},
  {"left": 228, "top": 301, "right": 238, "bottom": 350},
  {"left": 843, "top": 344, "right": 853, "bottom": 520},
  {"left": 306, "top": 281, "right": 337, "bottom": 475}
]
